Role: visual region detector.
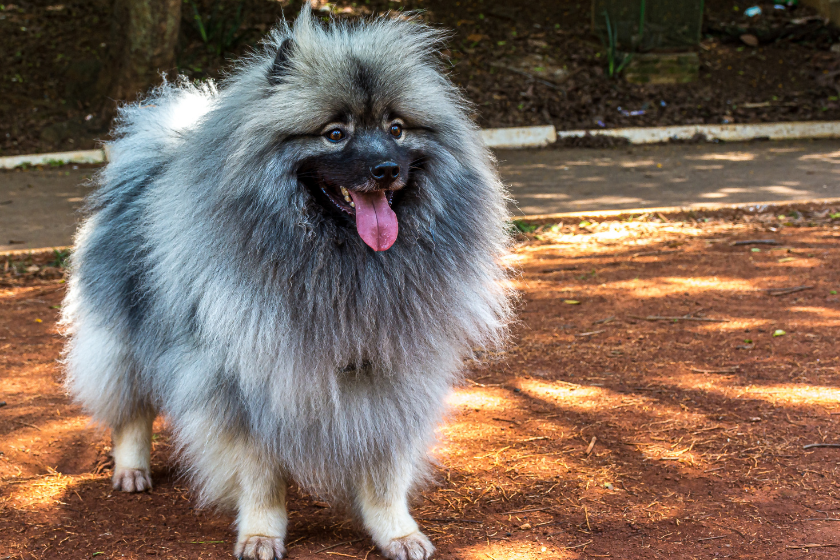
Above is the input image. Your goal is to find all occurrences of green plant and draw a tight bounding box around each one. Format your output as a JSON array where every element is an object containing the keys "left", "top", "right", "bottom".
[
  {"left": 636, "top": 0, "right": 646, "bottom": 48},
  {"left": 602, "top": 11, "right": 632, "bottom": 78},
  {"left": 511, "top": 220, "right": 537, "bottom": 234},
  {"left": 188, "top": 0, "right": 247, "bottom": 57},
  {"left": 50, "top": 248, "right": 71, "bottom": 268}
]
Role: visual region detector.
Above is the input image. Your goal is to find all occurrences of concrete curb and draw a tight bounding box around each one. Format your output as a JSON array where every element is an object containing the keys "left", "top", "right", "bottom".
[
  {"left": 556, "top": 121, "right": 840, "bottom": 144},
  {"left": 4, "top": 121, "right": 840, "bottom": 169},
  {"left": 1, "top": 246, "right": 71, "bottom": 258},
  {"left": 0, "top": 149, "right": 107, "bottom": 170},
  {"left": 0, "top": 127, "right": 557, "bottom": 169},
  {"left": 514, "top": 197, "right": 840, "bottom": 224},
  {"left": 481, "top": 125, "right": 557, "bottom": 149}
]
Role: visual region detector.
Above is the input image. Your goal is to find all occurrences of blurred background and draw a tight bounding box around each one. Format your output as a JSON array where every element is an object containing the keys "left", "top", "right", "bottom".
[{"left": 2, "top": 0, "right": 840, "bottom": 156}]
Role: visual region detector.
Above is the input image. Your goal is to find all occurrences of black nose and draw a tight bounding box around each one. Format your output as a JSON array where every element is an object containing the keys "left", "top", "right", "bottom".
[{"left": 370, "top": 162, "right": 400, "bottom": 183}]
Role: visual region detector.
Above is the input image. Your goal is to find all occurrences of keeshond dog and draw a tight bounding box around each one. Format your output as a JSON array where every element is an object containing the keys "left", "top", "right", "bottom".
[{"left": 62, "top": 6, "right": 511, "bottom": 560}]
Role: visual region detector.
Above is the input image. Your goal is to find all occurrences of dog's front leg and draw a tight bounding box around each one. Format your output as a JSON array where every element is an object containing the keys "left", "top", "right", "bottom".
[
  {"left": 233, "top": 453, "right": 288, "bottom": 560},
  {"left": 355, "top": 468, "right": 434, "bottom": 560}
]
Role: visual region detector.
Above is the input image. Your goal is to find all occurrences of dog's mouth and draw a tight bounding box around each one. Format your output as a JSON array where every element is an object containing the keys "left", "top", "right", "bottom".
[
  {"left": 305, "top": 176, "right": 400, "bottom": 252},
  {"left": 320, "top": 181, "right": 396, "bottom": 218}
]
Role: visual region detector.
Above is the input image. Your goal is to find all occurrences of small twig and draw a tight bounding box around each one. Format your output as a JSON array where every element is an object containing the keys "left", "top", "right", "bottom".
[
  {"left": 541, "top": 266, "right": 579, "bottom": 273},
  {"left": 803, "top": 443, "right": 840, "bottom": 449},
  {"left": 420, "top": 517, "right": 482, "bottom": 524},
  {"left": 631, "top": 250, "right": 679, "bottom": 258},
  {"left": 731, "top": 239, "right": 780, "bottom": 246},
  {"left": 586, "top": 436, "right": 597, "bottom": 455},
  {"left": 698, "top": 536, "right": 726, "bottom": 542},
  {"left": 691, "top": 367, "right": 739, "bottom": 374},
  {"left": 13, "top": 420, "right": 41, "bottom": 431},
  {"left": 497, "top": 506, "right": 552, "bottom": 516},
  {"left": 576, "top": 329, "right": 605, "bottom": 337},
  {"left": 563, "top": 540, "right": 592, "bottom": 550},
  {"left": 313, "top": 539, "right": 364, "bottom": 554},
  {"left": 805, "top": 518, "right": 840, "bottom": 521},
  {"left": 488, "top": 62, "right": 561, "bottom": 89},
  {"left": 593, "top": 316, "right": 615, "bottom": 324},
  {"left": 628, "top": 314, "right": 729, "bottom": 323},
  {"left": 786, "top": 544, "right": 839, "bottom": 549},
  {"left": 285, "top": 536, "right": 307, "bottom": 549},
  {"left": 767, "top": 285, "right": 813, "bottom": 296}
]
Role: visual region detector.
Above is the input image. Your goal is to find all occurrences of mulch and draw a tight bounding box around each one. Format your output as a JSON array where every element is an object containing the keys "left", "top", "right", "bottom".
[{"left": 3, "top": 0, "right": 840, "bottom": 156}]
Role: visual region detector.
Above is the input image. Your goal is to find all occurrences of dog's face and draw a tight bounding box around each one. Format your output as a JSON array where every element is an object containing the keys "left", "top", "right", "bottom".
[
  {"left": 266, "top": 38, "right": 436, "bottom": 251},
  {"left": 297, "top": 111, "right": 428, "bottom": 251}
]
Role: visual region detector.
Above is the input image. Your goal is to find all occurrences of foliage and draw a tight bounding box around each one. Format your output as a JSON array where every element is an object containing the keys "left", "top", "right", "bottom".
[
  {"left": 187, "top": 0, "right": 247, "bottom": 56},
  {"left": 50, "top": 249, "right": 71, "bottom": 269},
  {"left": 602, "top": 10, "right": 633, "bottom": 78},
  {"left": 511, "top": 220, "right": 537, "bottom": 234}
]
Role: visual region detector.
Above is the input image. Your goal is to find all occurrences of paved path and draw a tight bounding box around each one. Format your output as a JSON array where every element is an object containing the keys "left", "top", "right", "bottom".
[
  {"left": 2, "top": 139, "right": 840, "bottom": 252},
  {"left": 499, "top": 139, "right": 840, "bottom": 217}
]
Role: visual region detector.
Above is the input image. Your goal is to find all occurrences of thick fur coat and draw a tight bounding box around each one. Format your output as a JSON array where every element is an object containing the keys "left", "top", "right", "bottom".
[{"left": 62, "top": 7, "right": 511, "bottom": 560}]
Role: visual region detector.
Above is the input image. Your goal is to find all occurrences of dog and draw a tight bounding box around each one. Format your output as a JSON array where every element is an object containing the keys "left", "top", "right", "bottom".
[{"left": 62, "top": 6, "right": 511, "bottom": 560}]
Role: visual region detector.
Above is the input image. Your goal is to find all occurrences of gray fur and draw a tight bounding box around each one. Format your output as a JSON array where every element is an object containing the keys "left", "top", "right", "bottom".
[{"left": 62, "top": 6, "right": 511, "bottom": 553}]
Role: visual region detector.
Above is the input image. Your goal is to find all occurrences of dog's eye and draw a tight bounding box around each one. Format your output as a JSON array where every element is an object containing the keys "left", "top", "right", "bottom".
[
  {"left": 326, "top": 129, "right": 345, "bottom": 142},
  {"left": 389, "top": 123, "right": 403, "bottom": 139}
]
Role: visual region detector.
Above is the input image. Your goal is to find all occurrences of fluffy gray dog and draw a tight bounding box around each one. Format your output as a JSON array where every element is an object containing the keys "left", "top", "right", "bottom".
[{"left": 62, "top": 6, "right": 511, "bottom": 560}]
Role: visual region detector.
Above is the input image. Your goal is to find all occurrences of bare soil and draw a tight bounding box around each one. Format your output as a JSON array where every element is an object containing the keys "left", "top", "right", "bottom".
[
  {"left": 2, "top": 208, "right": 840, "bottom": 559},
  {"left": 3, "top": 0, "right": 840, "bottom": 156}
]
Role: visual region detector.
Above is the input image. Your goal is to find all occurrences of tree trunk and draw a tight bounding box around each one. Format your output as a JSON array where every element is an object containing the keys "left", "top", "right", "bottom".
[{"left": 107, "top": 0, "right": 181, "bottom": 105}]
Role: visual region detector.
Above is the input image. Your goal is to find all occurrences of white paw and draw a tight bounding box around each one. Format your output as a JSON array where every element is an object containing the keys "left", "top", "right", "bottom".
[
  {"left": 112, "top": 467, "right": 152, "bottom": 492},
  {"left": 380, "top": 531, "right": 435, "bottom": 560},
  {"left": 234, "top": 535, "right": 286, "bottom": 560}
]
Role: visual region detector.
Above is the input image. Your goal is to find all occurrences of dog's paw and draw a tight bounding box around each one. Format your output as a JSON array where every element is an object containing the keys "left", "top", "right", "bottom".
[
  {"left": 380, "top": 532, "right": 435, "bottom": 560},
  {"left": 234, "top": 535, "right": 286, "bottom": 560},
  {"left": 112, "top": 467, "right": 152, "bottom": 492}
]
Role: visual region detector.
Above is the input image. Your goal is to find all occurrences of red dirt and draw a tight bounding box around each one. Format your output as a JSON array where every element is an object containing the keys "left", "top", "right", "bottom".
[{"left": 2, "top": 213, "right": 840, "bottom": 559}]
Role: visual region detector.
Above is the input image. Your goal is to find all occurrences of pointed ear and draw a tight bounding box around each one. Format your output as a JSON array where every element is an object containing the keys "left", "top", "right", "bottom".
[{"left": 268, "top": 38, "right": 294, "bottom": 85}]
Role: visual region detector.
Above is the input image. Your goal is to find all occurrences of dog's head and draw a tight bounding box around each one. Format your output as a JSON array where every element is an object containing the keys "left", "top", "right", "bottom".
[{"left": 247, "top": 7, "right": 472, "bottom": 252}]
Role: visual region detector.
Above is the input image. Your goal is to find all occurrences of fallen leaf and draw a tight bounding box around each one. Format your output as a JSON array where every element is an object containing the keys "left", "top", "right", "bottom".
[
  {"left": 773, "top": 329, "right": 786, "bottom": 337},
  {"left": 564, "top": 300, "right": 581, "bottom": 305}
]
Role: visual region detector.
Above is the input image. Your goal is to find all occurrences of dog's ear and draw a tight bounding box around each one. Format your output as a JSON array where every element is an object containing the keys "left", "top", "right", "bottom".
[{"left": 268, "top": 38, "right": 294, "bottom": 85}]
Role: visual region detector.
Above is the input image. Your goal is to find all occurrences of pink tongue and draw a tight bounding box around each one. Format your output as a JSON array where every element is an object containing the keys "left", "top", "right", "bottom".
[{"left": 349, "top": 190, "right": 399, "bottom": 251}]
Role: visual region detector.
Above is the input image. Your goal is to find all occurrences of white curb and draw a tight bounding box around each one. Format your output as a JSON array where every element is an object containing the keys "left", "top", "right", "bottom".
[
  {"left": 556, "top": 121, "right": 840, "bottom": 144},
  {"left": 0, "top": 149, "right": 106, "bottom": 170},
  {"left": 481, "top": 125, "right": 557, "bottom": 149},
  {"left": 4, "top": 121, "right": 840, "bottom": 169}
]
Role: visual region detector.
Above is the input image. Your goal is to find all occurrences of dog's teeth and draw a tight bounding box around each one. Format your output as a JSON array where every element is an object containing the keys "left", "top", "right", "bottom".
[
  {"left": 344, "top": 196, "right": 351, "bottom": 202},
  {"left": 340, "top": 186, "right": 348, "bottom": 196},
  {"left": 350, "top": 201, "right": 355, "bottom": 208}
]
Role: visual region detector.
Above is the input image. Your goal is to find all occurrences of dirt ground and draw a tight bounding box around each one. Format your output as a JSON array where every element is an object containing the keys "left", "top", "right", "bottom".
[
  {"left": 2, "top": 207, "right": 840, "bottom": 559},
  {"left": 3, "top": 0, "right": 840, "bottom": 156}
]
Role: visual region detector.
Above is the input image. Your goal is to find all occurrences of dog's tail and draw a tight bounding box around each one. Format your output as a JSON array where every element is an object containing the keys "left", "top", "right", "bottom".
[{"left": 86, "top": 78, "right": 218, "bottom": 215}]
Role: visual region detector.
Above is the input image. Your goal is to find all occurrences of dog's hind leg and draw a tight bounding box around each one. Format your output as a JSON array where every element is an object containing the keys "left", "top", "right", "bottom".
[
  {"left": 111, "top": 408, "right": 156, "bottom": 492},
  {"left": 64, "top": 314, "right": 156, "bottom": 492},
  {"left": 354, "top": 465, "right": 435, "bottom": 560}
]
